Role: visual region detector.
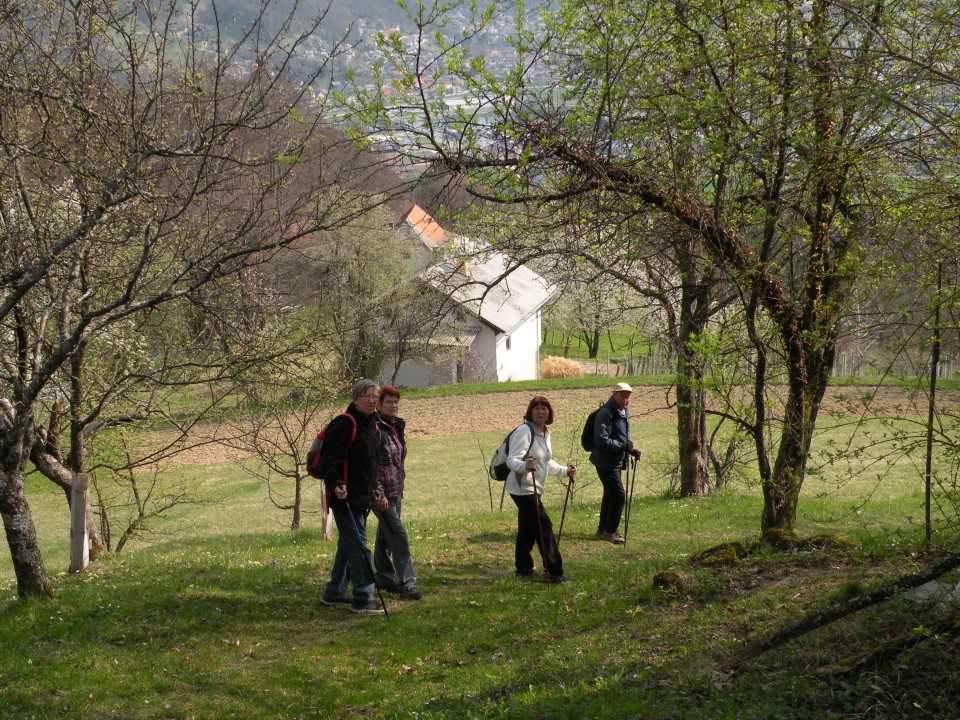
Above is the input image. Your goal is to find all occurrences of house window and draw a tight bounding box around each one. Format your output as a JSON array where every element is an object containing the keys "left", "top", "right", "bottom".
[{"left": 505, "top": 335, "right": 511, "bottom": 350}]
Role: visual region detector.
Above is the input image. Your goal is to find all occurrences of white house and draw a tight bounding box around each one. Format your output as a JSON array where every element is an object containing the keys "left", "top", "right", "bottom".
[{"left": 381, "top": 206, "right": 557, "bottom": 387}]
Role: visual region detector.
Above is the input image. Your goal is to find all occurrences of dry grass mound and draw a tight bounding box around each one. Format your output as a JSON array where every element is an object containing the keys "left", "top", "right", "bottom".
[{"left": 540, "top": 355, "right": 584, "bottom": 379}]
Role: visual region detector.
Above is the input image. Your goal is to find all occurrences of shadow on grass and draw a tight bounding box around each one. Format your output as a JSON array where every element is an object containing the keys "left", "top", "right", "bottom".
[{"left": 11, "top": 529, "right": 937, "bottom": 720}]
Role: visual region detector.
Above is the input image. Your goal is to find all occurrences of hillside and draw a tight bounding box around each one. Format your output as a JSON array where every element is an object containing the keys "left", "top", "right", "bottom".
[{"left": 3, "top": 381, "right": 960, "bottom": 718}]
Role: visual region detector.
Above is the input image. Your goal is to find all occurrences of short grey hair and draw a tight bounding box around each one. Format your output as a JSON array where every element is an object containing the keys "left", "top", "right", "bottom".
[{"left": 352, "top": 379, "right": 379, "bottom": 401}]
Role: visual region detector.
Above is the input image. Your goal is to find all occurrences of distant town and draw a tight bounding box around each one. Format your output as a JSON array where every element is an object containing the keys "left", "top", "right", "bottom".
[{"left": 198, "top": 4, "right": 553, "bottom": 119}]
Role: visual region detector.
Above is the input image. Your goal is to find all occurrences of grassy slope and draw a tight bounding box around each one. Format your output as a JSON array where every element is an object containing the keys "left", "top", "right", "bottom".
[{"left": 2, "top": 388, "right": 959, "bottom": 719}]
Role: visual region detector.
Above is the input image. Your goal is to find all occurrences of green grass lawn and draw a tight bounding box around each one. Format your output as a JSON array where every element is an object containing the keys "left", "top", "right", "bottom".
[{"left": 2, "top": 398, "right": 959, "bottom": 719}]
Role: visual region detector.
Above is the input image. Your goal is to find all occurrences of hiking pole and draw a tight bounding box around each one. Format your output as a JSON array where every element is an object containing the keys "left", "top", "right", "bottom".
[
  {"left": 344, "top": 501, "right": 390, "bottom": 620},
  {"left": 556, "top": 471, "right": 574, "bottom": 548},
  {"left": 530, "top": 468, "right": 551, "bottom": 585},
  {"left": 556, "top": 416, "right": 581, "bottom": 548},
  {"left": 622, "top": 453, "right": 639, "bottom": 549},
  {"left": 622, "top": 458, "right": 632, "bottom": 544}
]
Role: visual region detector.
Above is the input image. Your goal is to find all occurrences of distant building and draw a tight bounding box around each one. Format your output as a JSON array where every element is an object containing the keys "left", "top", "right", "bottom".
[{"left": 382, "top": 205, "right": 557, "bottom": 387}]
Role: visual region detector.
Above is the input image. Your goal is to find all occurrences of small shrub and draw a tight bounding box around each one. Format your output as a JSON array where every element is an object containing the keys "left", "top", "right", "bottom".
[
  {"left": 652, "top": 569, "right": 691, "bottom": 592},
  {"left": 691, "top": 542, "right": 745, "bottom": 566},
  {"left": 541, "top": 355, "right": 584, "bottom": 379},
  {"left": 762, "top": 527, "right": 801, "bottom": 550}
]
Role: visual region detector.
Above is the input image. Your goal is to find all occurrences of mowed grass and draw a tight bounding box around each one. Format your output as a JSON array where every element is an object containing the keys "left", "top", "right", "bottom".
[{"left": 2, "top": 398, "right": 959, "bottom": 719}]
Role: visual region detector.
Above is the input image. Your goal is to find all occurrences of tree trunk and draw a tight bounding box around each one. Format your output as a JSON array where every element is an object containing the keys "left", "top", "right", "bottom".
[
  {"left": 30, "top": 442, "right": 107, "bottom": 560},
  {"left": 676, "top": 378, "right": 711, "bottom": 496},
  {"left": 0, "top": 423, "right": 53, "bottom": 598},
  {"left": 584, "top": 327, "right": 601, "bottom": 359},
  {"left": 762, "top": 339, "right": 835, "bottom": 530},
  {"left": 291, "top": 476, "right": 302, "bottom": 530},
  {"left": 68, "top": 345, "right": 107, "bottom": 560},
  {"left": 675, "top": 248, "right": 713, "bottom": 497},
  {"left": 762, "top": 395, "right": 807, "bottom": 531}
]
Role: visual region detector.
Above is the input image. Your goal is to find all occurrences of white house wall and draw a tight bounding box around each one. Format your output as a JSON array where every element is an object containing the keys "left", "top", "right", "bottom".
[
  {"left": 469, "top": 324, "right": 499, "bottom": 382},
  {"left": 464, "top": 312, "right": 541, "bottom": 383},
  {"left": 498, "top": 313, "right": 542, "bottom": 381},
  {"left": 383, "top": 311, "right": 545, "bottom": 387},
  {"left": 383, "top": 311, "right": 546, "bottom": 388},
  {"left": 382, "top": 355, "right": 456, "bottom": 388}
]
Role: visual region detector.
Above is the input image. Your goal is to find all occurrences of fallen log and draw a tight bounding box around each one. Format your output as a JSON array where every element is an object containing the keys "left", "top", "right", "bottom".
[
  {"left": 717, "top": 553, "right": 960, "bottom": 671},
  {"left": 813, "top": 607, "right": 960, "bottom": 677}
]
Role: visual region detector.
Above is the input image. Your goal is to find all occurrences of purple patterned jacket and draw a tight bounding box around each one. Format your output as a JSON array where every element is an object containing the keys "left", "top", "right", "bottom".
[{"left": 376, "top": 415, "right": 406, "bottom": 499}]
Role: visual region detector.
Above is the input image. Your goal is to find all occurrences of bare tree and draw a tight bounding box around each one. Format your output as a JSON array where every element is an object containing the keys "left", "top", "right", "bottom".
[
  {"left": 224, "top": 369, "right": 340, "bottom": 533},
  {"left": 567, "top": 211, "right": 735, "bottom": 497},
  {"left": 0, "top": 0, "right": 393, "bottom": 597}
]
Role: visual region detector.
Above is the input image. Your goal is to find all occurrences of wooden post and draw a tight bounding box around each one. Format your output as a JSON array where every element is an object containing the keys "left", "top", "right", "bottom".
[
  {"left": 320, "top": 487, "right": 334, "bottom": 541},
  {"left": 69, "top": 472, "right": 90, "bottom": 572}
]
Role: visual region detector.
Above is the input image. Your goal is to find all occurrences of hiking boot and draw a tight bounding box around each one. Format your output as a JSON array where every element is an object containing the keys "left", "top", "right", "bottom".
[
  {"left": 350, "top": 599, "right": 386, "bottom": 614},
  {"left": 398, "top": 586, "right": 422, "bottom": 600},
  {"left": 515, "top": 570, "right": 536, "bottom": 579},
  {"left": 320, "top": 595, "right": 350, "bottom": 606},
  {"left": 545, "top": 573, "right": 572, "bottom": 584},
  {"left": 600, "top": 531, "right": 626, "bottom": 545}
]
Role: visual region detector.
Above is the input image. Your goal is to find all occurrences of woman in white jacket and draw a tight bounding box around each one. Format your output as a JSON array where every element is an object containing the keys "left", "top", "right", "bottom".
[{"left": 505, "top": 395, "right": 577, "bottom": 583}]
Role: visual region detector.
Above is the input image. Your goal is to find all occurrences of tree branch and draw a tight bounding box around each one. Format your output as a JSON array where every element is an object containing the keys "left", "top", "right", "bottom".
[{"left": 718, "top": 554, "right": 960, "bottom": 671}]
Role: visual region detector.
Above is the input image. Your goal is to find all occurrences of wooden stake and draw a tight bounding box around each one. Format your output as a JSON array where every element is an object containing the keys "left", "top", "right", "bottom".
[{"left": 69, "top": 472, "right": 90, "bottom": 573}]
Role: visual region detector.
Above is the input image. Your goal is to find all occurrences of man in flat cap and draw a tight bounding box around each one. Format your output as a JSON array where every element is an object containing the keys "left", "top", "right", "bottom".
[{"left": 589, "top": 382, "right": 641, "bottom": 544}]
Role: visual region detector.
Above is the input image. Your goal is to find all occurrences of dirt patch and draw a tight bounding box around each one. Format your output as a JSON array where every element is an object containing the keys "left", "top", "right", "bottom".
[{"left": 400, "top": 385, "right": 675, "bottom": 439}]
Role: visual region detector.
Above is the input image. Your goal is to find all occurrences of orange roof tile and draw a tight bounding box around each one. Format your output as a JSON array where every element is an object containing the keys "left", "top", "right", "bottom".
[{"left": 403, "top": 204, "right": 446, "bottom": 248}]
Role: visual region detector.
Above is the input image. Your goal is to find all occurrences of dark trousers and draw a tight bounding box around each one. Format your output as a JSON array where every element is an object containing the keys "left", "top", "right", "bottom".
[
  {"left": 596, "top": 465, "right": 625, "bottom": 534},
  {"left": 510, "top": 493, "right": 563, "bottom": 577},
  {"left": 325, "top": 501, "right": 376, "bottom": 603},
  {"left": 373, "top": 497, "right": 416, "bottom": 589}
]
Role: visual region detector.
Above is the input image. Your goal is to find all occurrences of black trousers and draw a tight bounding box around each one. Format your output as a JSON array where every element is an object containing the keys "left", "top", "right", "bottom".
[
  {"left": 510, "top": 493, "right": 563, "bottom": 577},
  {"left": 596, "top": 465, "right": 626, "bottom": 534}
]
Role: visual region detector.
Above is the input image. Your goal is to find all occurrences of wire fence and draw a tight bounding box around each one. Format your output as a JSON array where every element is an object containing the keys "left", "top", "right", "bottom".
[{"left": 580, "top": 349, "right": 960, "bottom": 381}]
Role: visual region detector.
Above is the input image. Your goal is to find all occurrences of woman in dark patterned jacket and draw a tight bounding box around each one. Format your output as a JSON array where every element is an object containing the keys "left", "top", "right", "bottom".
[{"left": 372, "top": 385, "right": 421, "bottom": 600}]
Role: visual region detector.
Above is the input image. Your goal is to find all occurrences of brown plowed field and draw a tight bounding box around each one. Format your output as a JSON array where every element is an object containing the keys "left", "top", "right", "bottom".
[{"left": 159, "top": 383, "right": 951, "bottom": 468}]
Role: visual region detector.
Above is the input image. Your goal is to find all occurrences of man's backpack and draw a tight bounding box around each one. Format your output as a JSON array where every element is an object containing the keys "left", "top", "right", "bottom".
[
  {"left": 488, "top": 423, "right": 533, "bottom": 481},
  {"left": 306, "top": 413, "right": 357, "bottom": 480},
  {"left": 580, "top": 403, "right": 604, "bottom": 452}
]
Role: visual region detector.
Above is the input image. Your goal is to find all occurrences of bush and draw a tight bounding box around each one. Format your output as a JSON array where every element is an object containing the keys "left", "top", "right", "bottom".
[{"left": 541, "top": 355, "right": 584, "bottom": 379}]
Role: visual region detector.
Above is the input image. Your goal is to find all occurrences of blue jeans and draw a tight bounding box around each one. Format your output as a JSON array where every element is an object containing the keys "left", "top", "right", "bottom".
[
  {"left": 373, "top": 497, "right": 416, "bottom": 589},
  {"left": 324, "top": 501, "right": 376, "bottom": 603},
  {"left": 596, "top": 466, "right": 625, "bottom": 534}
]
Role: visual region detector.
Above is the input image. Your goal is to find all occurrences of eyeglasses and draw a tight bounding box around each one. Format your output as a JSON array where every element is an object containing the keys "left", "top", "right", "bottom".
[{"left": 360, "top": 393, "right": 379, "bottom": 401}]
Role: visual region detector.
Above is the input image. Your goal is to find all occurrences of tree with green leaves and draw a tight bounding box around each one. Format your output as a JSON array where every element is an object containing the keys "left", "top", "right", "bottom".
[{"left": 344, "top": 0, "right": 960, "bottom": 530}]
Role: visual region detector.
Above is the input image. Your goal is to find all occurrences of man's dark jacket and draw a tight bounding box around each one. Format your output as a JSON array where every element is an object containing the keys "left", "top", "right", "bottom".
[{"left": 588, "top": 396, "right": 631, "bottom": 471}]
